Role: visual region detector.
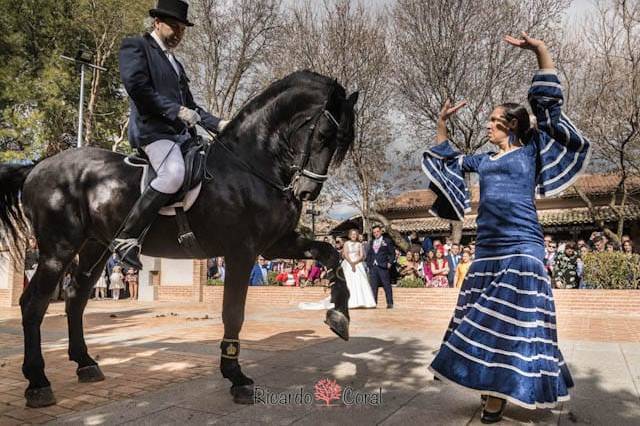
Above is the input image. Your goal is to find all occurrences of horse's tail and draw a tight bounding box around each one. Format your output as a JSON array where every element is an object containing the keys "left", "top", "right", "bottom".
[{"left": 0, "top": 163, "right": 35, "bottom": 243}]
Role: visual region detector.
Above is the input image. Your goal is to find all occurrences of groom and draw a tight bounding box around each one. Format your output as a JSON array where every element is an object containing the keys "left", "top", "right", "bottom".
[{"left": 366, "top": 225, "right": 395, "bottom": 308}]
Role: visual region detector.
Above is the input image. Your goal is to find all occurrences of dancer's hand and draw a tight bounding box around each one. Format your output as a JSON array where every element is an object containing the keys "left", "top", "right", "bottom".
[
  {"left": 504, "top": 31, "right": 554, "bottom": 70},
  {"left": 504, "top": 32, "right": 545, "bottom": 51},
  {"left": 439, "top": 99, "right": 467, "bottom": 121}
]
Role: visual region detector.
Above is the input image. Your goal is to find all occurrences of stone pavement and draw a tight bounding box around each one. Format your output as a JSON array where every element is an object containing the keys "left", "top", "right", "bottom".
[{"left": 0, "top": 295, "right": 639, "bottom": 425}]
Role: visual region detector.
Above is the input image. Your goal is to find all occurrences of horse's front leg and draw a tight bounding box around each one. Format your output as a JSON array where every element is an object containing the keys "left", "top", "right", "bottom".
[
  {"left": 220, "top": 253, "right": 255, "bottom": 404},
  {"left": 263, "top": 232, "right": 350, "bottom": 340}
]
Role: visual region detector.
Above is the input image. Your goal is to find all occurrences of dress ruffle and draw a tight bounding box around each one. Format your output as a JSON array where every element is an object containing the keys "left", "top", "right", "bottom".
[{"left": 429, "top": 253, "right": 574, "bottom": 409}]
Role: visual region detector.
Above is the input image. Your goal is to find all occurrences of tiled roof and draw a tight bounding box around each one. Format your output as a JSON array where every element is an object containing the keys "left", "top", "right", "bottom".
[
  {"left": 379, "top": 174, "right": 640, "bottom": 213},
  {"left": 390, "top": 204, "right": 640, "bottom": 233}
]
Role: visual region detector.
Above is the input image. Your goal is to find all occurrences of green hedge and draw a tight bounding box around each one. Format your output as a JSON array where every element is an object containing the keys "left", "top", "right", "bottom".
[
  {"left": 266, "top": 271, "right": 281, "bottom": 286},
  {"left": 397, "top": 276, "right": 425, "bottom": 288},
  {"left": 206, "top": 278, "right": 224, "bottom": 286},
  {"left": 583, "top": 252, "right": 640, "bottom": 289}
]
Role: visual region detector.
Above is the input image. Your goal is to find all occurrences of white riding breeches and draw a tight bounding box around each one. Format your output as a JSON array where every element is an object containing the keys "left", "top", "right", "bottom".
[{"left": 142, "top": 139, "right": 185, "bottom": 195}]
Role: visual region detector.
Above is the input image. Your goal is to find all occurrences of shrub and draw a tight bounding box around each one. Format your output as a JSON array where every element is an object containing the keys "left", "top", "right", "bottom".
[
  {"left": 206, "top": 278, "right": 225, "bottom": 286},
  {"left": 397, "top": 276, "right": 425, "bottom": 288},
  {"left": 266, "top": 271, "right": 281, "bottom": 286},
  {"left": 582, "top": 252, "right": 640, "bottom": 289}
]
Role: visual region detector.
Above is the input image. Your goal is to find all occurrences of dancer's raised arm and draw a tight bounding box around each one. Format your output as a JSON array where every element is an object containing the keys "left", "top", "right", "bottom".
[{"left": 436, "top": 100, "right": 467, "bottom": 143}]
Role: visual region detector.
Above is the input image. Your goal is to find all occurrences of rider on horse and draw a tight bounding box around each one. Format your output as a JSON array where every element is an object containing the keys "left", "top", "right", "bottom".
[{"left": 114, "top": 0, "right": 227, "bottom": 270}]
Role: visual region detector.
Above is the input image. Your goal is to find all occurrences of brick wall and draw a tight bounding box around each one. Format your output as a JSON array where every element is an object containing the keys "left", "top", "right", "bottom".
[
  {"left": 201, "top": 287, "right": 640, "bottom": 315},
  {"left": 157, "top": 259, "right": 208, "bottom": 302}
]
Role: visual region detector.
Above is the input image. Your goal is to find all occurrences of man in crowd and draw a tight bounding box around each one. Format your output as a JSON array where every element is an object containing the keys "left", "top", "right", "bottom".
[
  {"left": 446, "top": 243, "right": 461, "bottom": 287},
  {"left": 366, "top": 225, "right": 396, "bottom": 308}
]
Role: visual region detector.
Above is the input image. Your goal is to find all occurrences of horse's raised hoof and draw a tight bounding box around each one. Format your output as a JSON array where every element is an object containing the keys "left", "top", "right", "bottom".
[
  {"left": 77, "top": 365, "right": 105, "bottom": 383},
  {"left": 230, "top": 384, "right": 255, "bottom": 404},
  {"left": 325, "top": 309, "right": 349, "bottom": 341},
  {"left": 25, "top": 386, "right": 56, "bottom": 408}
]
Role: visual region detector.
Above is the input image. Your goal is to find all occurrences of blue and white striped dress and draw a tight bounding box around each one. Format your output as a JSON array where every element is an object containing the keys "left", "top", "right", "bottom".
[{"left": 422, "top": 70, "right": 590, "bottom": 409}]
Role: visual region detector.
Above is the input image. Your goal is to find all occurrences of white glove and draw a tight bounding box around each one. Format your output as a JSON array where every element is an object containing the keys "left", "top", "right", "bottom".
[
  {"left": 178, "top": 107, "right": 201, "bottom": 128},
  {"left": 218, "top": 120, "right": 230, "bottom": 131}
]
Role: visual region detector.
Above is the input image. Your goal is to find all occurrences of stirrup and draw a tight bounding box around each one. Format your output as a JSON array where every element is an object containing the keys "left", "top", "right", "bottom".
[{"left": 111, "top": 238, "right": 143, "bottom": 269}]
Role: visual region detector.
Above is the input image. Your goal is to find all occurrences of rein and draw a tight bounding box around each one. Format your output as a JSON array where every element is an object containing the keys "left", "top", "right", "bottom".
[{"left": 200, "top": 104, "right": 340, "bottom": 197}]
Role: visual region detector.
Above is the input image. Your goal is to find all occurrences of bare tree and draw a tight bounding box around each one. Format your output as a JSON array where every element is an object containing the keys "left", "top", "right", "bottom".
[
  {"left": 391, "top": 0, "right": 569, "bottom": 242},
  {"left": 179, "top": 0, "right": 283, "bottom": 119},
  {"left": 562, "top": 0, "right": 640, "bottom": 244},
  {"left": 79, "top": 0, "right": 152, "bottom": 145},
  {"left": 268, "top": 0, "right": 393, "bottom": 236}
]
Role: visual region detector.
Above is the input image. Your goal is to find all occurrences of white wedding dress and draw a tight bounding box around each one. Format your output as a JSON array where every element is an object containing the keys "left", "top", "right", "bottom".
[
  {"left": 299, "top": 241, "right": 376, "bottom": 310},
  {"left": 341, "top": 241, "right": 376, "bottom": 308}
]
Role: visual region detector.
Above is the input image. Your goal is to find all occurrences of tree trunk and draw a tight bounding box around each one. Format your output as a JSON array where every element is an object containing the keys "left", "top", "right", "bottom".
[{"left": 84, "top": 68, "right": 100, "bottom": 145}]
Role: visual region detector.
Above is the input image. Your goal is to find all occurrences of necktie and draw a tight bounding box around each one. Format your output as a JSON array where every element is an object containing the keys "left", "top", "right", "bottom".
[{"left": 165, "top": 51, "right": 180, "bottom": 76}]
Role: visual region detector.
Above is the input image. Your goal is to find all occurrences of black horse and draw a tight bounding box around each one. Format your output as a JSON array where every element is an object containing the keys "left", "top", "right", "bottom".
[{"left": 0, "top": 70, "right": 358, "bottom": 408}]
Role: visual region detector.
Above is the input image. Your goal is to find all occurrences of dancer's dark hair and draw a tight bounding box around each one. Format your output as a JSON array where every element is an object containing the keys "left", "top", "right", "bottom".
[{"left": 499, "top": 102, "right": 534, "bottom": 143}]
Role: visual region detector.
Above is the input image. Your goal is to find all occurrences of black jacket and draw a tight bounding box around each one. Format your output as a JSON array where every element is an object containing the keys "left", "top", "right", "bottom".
[
  {"left": 119, "top": 33, "right": 220, "bottom": 148},
  {"left": 366, "top": 237, "right": 396, "bottom": 270}
]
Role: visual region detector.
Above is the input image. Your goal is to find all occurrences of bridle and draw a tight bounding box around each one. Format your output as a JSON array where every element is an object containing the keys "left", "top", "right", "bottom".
[
  {"left": 284, "top": 105, "right": 341, "bottom": 191},
  {"left": 203, "top": 100, "right": 341, "bottom": 198}
]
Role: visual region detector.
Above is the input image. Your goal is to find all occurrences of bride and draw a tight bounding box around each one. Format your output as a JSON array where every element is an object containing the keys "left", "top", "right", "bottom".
[
  {"left": 298, "top": 229, "right": 376, "bottom": 310},
  {"left": 341, "top": 229, "right": 377, "bottom": 308}
]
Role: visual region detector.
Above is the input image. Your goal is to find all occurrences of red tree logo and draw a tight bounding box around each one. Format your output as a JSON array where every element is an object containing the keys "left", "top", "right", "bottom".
[{"left": 314, "top": 378, "right": 342, "bottom": 406}]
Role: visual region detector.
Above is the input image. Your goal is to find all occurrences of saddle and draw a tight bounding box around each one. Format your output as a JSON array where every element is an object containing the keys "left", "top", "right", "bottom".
[
  {"left": 124, "top": 138, "right": 211, "bottom": 258},
  {"left": 125, "top": 138, "right": 211, "bottom": 216}
]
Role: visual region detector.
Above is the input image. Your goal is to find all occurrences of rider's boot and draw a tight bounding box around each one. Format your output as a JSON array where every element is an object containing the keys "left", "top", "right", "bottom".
[{"left": 110, "top": 186, "right": 173, "bottom": 270}]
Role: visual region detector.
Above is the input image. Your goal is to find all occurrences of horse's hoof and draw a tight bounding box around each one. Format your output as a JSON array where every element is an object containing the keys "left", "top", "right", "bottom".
[
  {"left": 25, "top": 386, "right": 56, "bottom": 408},
  {"left": 325, "top": 309, "right": 349, "bottom": 341},
  {"left": 77, "top": 365, "right": 105, "bottom": 383},
  {"left": 230, "top": 384, "right": 255, "bottom": 404}
]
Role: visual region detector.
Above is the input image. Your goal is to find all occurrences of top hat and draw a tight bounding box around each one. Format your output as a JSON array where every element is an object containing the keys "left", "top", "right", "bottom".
[{"left": 149, "top": 0, "right": 194, "bottom": 27}]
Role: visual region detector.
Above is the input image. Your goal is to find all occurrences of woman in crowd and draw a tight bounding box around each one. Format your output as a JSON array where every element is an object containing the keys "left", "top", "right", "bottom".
[
  {"left": 554, "top": 242, "right": 579, "bottom": 289},
  {"left": 453, "top": 250, "right": 471, "bottom": 289},
  {"left": 623, "top": 239, "right": 635, "bottom": 255},
  {"left": 400, "top": 250, "right": 422, "bottom": 279},
  {"left": 341, "top": 229, "right": 376, "bottom": 308},
  {"left": 423, "top": 33, "right": 586, "bottom": 421},
  {"left": 427, "top": 247, "right": 449, "bottom": 288},
  {"left": 423, "top": 249, "right": 435, "bottom": 286}
]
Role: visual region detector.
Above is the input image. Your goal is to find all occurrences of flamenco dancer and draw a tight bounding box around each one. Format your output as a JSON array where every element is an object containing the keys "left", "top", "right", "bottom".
[{"left": 424, "top": 33, "right": 590, "bottom": 423}]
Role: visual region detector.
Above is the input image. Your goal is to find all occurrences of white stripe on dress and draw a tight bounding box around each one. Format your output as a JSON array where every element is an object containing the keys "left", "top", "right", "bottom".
[
  {"left": 453, "top": 330, "right": 560, "bottom": 362},
  {"left": 480, "top": 294, "right": 556, "bottom": 316},
  {"left": 462, "top": 317, "right": 557, "bottom": 346},
  {"left": 443, "top": 342, "right": 561, "bottom": 378},
  {"left": 472, "top": 304, "right": 557, "bottom": 329}
]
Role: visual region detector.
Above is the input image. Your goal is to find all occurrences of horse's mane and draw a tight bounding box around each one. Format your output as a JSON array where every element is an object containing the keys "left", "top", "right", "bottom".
[{"left": 226, "top": 70, "right": 353, "bottom": 166}]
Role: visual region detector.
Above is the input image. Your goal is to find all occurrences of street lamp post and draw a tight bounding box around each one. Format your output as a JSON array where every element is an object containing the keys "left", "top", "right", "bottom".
[
  {"left": 61, "top": 46, "right": 107, "bottom": 148},
  {"left": 306, "top": 202, "right": 321, "bottom": 238}
]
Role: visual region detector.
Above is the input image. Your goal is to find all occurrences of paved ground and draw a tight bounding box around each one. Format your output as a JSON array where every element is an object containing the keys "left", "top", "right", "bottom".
[{"left": 0, "top": 296, "right": 639, "bottom": 425}]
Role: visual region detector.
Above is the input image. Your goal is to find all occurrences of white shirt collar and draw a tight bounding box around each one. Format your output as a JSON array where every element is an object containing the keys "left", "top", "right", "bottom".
[{"left": 151, "top": 30, "right": 170, "bottom": 52}]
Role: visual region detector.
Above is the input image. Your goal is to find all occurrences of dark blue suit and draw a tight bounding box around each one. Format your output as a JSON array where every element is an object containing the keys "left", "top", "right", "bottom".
[
  {"left": 446, "top": 253, "right": 460, "bottom": 287},
  {"left": 118, "top": 33, "right": 220, "bottom": 148},
  {"left": 366, "top": 237, "right": 395, "bottom": 306}
]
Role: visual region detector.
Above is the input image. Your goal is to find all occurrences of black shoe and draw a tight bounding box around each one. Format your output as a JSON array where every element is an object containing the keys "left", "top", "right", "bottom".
[
  {"left": 387, "top": 304, "right": 394, "bottom": 309},
  {"left": 110, "top": 186, "right": 172, "bottom": 270},
  {"left": 481, "top": 397, "right": 506, "bottom": 424}
]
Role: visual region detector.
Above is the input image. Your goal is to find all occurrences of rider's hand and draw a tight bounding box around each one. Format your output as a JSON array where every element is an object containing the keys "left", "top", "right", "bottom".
[
  {"left": 439, "top": 99, "right": 467, "bottom": 122},
  {"left": 178, "top": 107, "right": 201, "bottom": 128},
  {"left": 218, "top": 120, "right": 230, "bottom": 131},
  {"left": 504, "top": 32, "right": 545, "bottom": 51}
]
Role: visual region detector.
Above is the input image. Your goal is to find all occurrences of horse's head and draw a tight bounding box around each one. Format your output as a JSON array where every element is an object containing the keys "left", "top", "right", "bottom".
[{"left": 276, "top": 73, "right": 358, "bottom": 201}]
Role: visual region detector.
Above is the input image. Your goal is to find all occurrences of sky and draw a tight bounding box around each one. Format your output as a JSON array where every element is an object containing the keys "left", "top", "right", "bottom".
[{"left": 322, "top": 0, "right": 601, "bottom": 221}]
